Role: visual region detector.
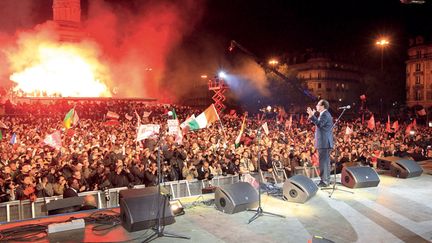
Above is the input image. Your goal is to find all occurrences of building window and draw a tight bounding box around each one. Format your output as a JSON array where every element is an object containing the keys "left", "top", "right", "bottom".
[
  {"left": 416, "top": 50, "right": 421, "bottom": 58},
  {"left": 326, "top": 87, "right": 332, "bottom": 92},
  {"left": 415, "top": 76, "right": 421, "bottom": 84},
  {"left": 415, "top": 91, "right": 422, "bottom": 101},
  {"left": 318, "top": 83, "right": 322, "bottom": 89},
  {"left": 427, "top": 91, "right": 432, "bottom": 100},
  {"left": 415, "top": 63, "right": 421, "bottom": 71}
]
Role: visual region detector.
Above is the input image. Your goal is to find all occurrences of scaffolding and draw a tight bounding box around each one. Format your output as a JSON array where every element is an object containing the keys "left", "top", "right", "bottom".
[{"left": 208, "top": 77, "right": 229, "bottom": 114}]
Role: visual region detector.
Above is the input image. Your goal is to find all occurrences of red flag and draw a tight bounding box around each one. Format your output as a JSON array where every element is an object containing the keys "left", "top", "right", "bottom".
[
  {"left": 362, "top": 113, "right": 365, "bottom": 125},
  {"left": 392, "top": 121, "right": 399, "bottom": 131},
  {"left": 367, "top": 115, "right": 375, "bottom": 130},
  {"left": 299, "top": 114, "right": 304, "bottom": 125},
  {"left": 386, "top": 115, "right": 391, "bottom": 133}
]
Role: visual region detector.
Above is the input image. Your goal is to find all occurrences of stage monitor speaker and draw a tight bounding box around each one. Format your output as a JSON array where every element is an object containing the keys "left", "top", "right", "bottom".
[
  {"left": 214, "top": 182, "right": 259, "bottom": 214},
  {"left": 341, "top": 166, "right": 380, "bottom": 188},
  {"left": 390, "top": 159, "right": 423, "bottom": 178},
  {"left": 119, "top": 187, "right": 175, "bottom": 232},
  {"left": 46, "top": 196, "right": 84, "bottom": 215},
  {"left": 283, "top": 175, "right": 318, "bottom": 203}
]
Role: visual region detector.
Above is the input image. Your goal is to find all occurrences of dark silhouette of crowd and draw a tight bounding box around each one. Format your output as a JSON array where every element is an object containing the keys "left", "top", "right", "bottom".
[{"left": 0, "top": 99, "right": 431, "bottom": 203}]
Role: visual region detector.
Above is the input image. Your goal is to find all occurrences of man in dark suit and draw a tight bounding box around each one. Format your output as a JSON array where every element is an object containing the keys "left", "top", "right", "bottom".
[
  {"left": 63, "top": 178, "right": 79, "bottom": 198},
  {"left": 307, "top": 99, "right": 334, "bottom": 187}
]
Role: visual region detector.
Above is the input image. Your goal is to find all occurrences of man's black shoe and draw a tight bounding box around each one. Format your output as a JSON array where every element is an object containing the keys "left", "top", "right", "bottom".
[{"left": 317, "top": 182, "right": 329, "bottom": 187}]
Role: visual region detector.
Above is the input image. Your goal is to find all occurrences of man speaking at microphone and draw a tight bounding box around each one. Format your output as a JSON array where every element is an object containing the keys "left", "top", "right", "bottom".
[{"left": 306, "top": 99, "right": 334, "bottom": 187}]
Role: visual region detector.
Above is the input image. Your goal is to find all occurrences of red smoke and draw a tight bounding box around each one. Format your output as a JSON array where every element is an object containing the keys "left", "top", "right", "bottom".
[
  {"left": 82, "top": 0, "right": 203, "bottom": 99},
  {"left": 0, "top": 0, "right": 203, "bottom": 100}
]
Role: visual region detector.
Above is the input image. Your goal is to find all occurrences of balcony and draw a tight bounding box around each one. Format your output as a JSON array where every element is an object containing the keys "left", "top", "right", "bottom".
[{"left": 407, "top": 53, "right": 432, "bottom": 60}]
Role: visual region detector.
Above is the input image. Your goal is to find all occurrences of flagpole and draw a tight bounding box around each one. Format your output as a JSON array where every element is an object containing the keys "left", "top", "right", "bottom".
[{"left": 212, "top": 104, "right": 227, "bottom": 140}]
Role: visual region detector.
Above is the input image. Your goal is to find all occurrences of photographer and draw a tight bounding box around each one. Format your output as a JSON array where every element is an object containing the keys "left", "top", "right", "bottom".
[
  {"left": 110, "top": 164, "right": 134, "bottom": 188},
  {"left": 182, "top": 161, "right": 198, "bottom": 181},
  {"left": 197, "top": 160, "right": 214, "bottom": 181},
  {"left": 162, "top": 162, "right": 178, "bottom": 182},
  {"left": 144, "top": 162, "right": 158, "bottom": 186}
]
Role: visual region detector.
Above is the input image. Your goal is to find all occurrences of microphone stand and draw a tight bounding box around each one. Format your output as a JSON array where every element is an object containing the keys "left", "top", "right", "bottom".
[
  {"left": 247, "top": 128, "right": 285, "bottom": 224},
  {"left": 321, "top": 108, "right": 354, "bottom": 198},
  {"left": 143, "top": 128, "right": 190, "bottom": 242}
]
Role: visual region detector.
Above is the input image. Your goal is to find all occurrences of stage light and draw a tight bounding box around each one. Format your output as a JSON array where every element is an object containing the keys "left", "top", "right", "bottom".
[
  {"left": 266, "top": 106, "right": 272, "bottom": 112},
  {"left": 169, "top": 200, "right": 185, "bottom": 216},
  {"left": 201, "top": 74, "right": 208, "bottom": 79},
  {"left": 218, "top": 71, "right": 227, "bottom": 79},
  {"left": 409, "top": 130, "right": 415, "bottom": 136},
  {"left": 429, "top": 122, "right": 432, "bottom": 128}
]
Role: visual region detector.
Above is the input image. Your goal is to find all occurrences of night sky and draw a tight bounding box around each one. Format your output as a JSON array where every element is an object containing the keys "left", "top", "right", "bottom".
[
  {"left": 1, "top": 0, "right": 432, "bottom": 106},
  {"left": 21, "top": 0, "right": 432, "bottom": 62}
]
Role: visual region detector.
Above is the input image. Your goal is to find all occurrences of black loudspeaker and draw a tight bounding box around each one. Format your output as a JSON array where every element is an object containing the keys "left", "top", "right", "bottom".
[
  {"left": 46, "top": 197, "right": 84, "bottom": 215},
  {"left": 283, "top": 175, "right": 318, "bottom": 203},
  {"left": 341, "top": 166, "right": 380, "bottom": 188},
  {"left": 390, "top": 159, "right": 423, "bottom": 178},
  {"left": 119, "top": 187, "right": 175, "bottom": 232},
  {"left": 214, "top": 182, "right": 259, "bottom": 214}
]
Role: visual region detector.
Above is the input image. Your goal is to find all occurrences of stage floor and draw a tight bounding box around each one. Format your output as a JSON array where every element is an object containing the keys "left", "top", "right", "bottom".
[{"left": 1, "top": 173, "right": 432, "bottom": 243}]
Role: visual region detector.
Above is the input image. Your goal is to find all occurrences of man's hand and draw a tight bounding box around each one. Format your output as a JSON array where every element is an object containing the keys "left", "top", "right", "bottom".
[{"left": 306, "top": 107, "right": 316, "bottom": 119}]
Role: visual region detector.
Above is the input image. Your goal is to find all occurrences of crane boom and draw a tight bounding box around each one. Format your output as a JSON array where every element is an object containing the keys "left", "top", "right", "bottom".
[{"left": 229, "top": 40, "right": 317, "bottom": 102}]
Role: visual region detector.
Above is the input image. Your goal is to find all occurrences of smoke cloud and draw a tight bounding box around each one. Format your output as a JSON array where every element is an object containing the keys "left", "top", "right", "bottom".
[{"left": 83, "top": 0, "right": 204, "bottom": 99}]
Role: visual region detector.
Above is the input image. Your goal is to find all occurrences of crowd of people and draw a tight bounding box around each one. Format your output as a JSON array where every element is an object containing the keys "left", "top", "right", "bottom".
[{"left": 0, "top": 99, "right": 431, "bottom": 203}]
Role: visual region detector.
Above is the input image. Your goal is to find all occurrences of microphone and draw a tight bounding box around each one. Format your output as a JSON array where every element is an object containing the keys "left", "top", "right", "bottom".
[{"left": 338, "top": 105, "right": 351, "bottom": 110}]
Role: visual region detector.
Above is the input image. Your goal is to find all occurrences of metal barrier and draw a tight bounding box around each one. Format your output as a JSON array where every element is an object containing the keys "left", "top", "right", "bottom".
[{"left": 0, "top": 175, "right": 240, "bottom": 223}]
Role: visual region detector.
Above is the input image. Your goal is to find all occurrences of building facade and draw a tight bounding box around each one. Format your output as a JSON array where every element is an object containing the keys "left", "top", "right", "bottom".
[
  {"left": 406, "top": 36, "right": 432, "bottom": 108},
  {"left": 52, "top": 0, "right": 82, "bottom": 42},
  {"left": 289, "top": 57, "right": 363, "bottom": 106}
]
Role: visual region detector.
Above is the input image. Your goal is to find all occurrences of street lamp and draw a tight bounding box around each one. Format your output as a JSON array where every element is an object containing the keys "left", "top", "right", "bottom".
[
  {"left": 376, "top": 39, "right": 389, "bottom": 72},
  {"left": 268, "top": 59, "right": 279, "bottom": 66}
]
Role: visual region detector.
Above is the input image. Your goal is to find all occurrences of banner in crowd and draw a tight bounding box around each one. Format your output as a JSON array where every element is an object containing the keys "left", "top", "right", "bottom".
[
  {"left": 137, "top": 124, "right": 160, "bottom": 141},
  {"left": 44, "top": 131, "right": 62, "bottom": 149},
  {"left": 167, "top": 119, "right": 179, "bottom": 135},
  {"left": 107, "top": 111, "right": 120, "bottom": 120},
  {"left": 188, "top": 104, "right": 219, "bottom": 130}
]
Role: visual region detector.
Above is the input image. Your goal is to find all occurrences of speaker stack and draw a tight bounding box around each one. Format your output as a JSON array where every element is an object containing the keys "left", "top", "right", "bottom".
[
  {"left": 389, "top": 158, "right": 423, "bottom": 178},
  {"left": 378, "top": 156, "right": 423, "bottom": 178},
  {"left": 214, "top": 182, "right": 259, "bottom": 214},
  {"left": 341, "top": 166, "right": 380, "bottom": 189},
  {"left": 119, "top": 187, "right": 175, "bottom": 232},
  {"left": 283, "top": 175, "right": 318, "bottom": 203}
]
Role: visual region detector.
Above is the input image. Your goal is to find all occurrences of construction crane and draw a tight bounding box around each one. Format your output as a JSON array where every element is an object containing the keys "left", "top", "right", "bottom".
[{"left": 228, "top": 40, "right": 317, "bottom": 102}]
